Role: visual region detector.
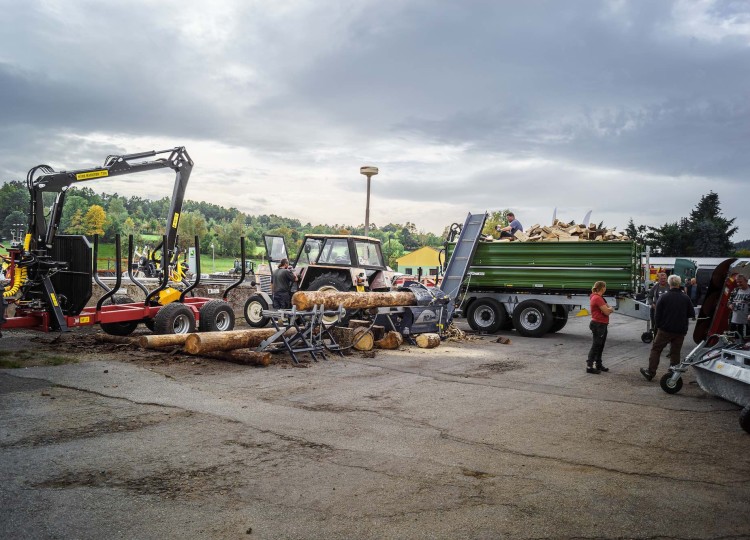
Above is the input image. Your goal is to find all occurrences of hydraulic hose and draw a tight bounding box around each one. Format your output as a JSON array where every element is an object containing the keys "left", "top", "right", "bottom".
[{"left": 4, "top": 267, "right": 27, "bottom": 298}]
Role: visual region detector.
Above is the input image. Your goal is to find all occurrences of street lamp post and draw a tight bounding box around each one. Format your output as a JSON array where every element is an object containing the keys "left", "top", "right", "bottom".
[
  {"left": 210, "top": 243, "right": 215, "bottom": 272},
  {"left": 360, "top": 166, "right": 378, "bottom": 237}
]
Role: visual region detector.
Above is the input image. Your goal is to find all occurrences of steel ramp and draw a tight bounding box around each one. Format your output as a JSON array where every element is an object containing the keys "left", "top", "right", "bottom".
[{"left": 439, "top": 212, "right": 487, "bottom": 298}]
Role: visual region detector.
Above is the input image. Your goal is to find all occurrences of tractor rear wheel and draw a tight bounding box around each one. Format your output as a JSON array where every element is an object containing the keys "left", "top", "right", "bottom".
[
  {"left": 308, "top": 272, "right": 355, "bottom": 325},
  {"left": 101, "top": 296, "right": 139, "bottom": 337},
  {"left": 153, "top": 302, "right": 196, "bottom": 335},
  {"left": 199, "top": 300, "right": 235, "bottom": 332}
]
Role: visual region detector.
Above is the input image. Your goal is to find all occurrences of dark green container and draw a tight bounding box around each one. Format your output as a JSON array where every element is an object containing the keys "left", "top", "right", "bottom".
[{"left": 444, "top": 240, "right": 641, "bottom": 293}]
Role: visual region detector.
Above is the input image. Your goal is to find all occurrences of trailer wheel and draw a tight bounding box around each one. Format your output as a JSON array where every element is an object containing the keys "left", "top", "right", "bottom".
[
  {"left": 199, "top": 300, "right": 235, "bottom": 332},
  {"left": 512, "top": 300, "right": 553, "bottom": 337},
  {"left": 244, "top": 295, "right": 270, "bottom": 328},
  {"left": 659, "top": 372, "right": 683, "bottom": 394},
  {"left": 466, "top": 298, "right": 506, "bottom": 333},
  {"left": 739, "top": 406, "right": 750, "bottom": 434},
  {"left": 548, "top": 305, "right": 569, "bottom": 333},
  {"left": 153, "top": 302, "right": 196, "bottom": 335},
  {"left": 101, "top": 296, "right": 139, "bottom": 337},
  {"left": 641, "top": 332, "right": 653, "bottom": 344}
]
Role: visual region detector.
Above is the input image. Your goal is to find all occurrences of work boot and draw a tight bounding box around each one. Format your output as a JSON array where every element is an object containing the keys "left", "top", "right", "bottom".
[
  {"left": 640, "top": 368, "right": 655, "bottom": 381},
  {"left": 586, "top": 363, "right": 601, "bottom": 374},
  {"left": 596, "top": 362, "right": 609, "bottom": 372}
]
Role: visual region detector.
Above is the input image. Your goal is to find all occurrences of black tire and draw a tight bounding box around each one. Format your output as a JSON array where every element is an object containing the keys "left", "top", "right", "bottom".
[
  {"left": 244, "top": 295, "right": 270, "bottom": 328},
  {"left": 740, "top": 406, "right": 750, "bottom": 434},
  {"left": 144, "top": 319, "right": 155, "bottom": 332},
  {"left": 466, "top": 298, "right": 507, "bottom": 334},
  {"left": 309, "top": 272, "right": 355, "bottom": 325},
  {"left": 153, "top": 302, "right": 196, "bottom": 335},
  {"left": 641, "top": 332, "right": 653, "bottom": 344},
  {"left": 199, "top": 300, "right": 235, "bottom": 332},
  {"left": 659, "top": 372, "right": 683, "bottom": 394},
  {"left": 512, "top": 300, "right": 553, "bottom": 337},
  {"left": 308, "top": 272, "right": 352, "bottom": 293},
  {"left": 548, "top": 305, "right": 569, "bottom": 333},
  {"left": 101, "top": 296, "right": 139, "bottom": 337}
]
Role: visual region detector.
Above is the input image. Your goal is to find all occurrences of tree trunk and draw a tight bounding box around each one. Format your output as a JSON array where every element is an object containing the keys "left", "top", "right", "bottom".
[
  {"left": 292, "top": 291, "right": 416, "bottom": 311},
  {"left": 331, "top": 326, "right": 355, "bottom": 355},
  {"left": 137, "top": 334, "right": 191, "bottom": 349},
  {"left": 201, "top": 350, "right": 272, "bottom": 367},
  {"left": 415, "top": 333, "right": 441, "bottom": 349},
  {"left": 184, "top": 328, "right": 295, "bottom": 355},
  {"left": 375, "top": 331, "right": 403, "bottom": 350},
  {"left": 352, "top": 327, "right": 374, "bottom": 351},
  {"left": 371, "top": 325, "right": 385, "bottom": 341}
]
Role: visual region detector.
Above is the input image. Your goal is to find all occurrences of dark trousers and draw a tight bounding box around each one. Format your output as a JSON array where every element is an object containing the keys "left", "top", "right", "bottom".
[
  {"left": 588, "top": 321, "right": 608, "bottom": 365},
  {"left": 648, "top": 329, "right": 685, "bottom": 373},
  {"left": 729, "top": 322, "right": 748, "bottom": 339},
  {"left": 272, "top": 291, "right": 292, "bottom": 309}
]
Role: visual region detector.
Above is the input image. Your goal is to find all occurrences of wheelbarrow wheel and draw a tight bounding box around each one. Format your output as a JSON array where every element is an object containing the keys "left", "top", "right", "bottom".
[
  {"left": 740, "top": 406, "right": 750, "bottom": 434},
  {"left": 641, "top": 332, "right": 653, "bottom": 344},
  {"left": 659, "top": 372, "right": 683, "bottom": 394}
]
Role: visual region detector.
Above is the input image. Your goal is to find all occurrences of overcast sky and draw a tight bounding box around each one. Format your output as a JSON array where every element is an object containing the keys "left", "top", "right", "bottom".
[{"left": 1, "top": 0, "right": 749, "bottom": 240}]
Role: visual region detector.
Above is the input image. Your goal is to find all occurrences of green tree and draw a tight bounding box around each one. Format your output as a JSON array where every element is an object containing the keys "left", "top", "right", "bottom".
[
  {"left": 2, "top": 210, "right": 27, "bottom": 240},
  {"left": 688, "top": 192, "right": 737, "bottom": 255},
  {"left": 625, "top": 218, "right": 648, "bottom": 244},
  {"left": 647, "top": 192, "right": 737, "bottom": 256},
  {"left": 68, "top": 209, "right": 85, "bottom": 234}
]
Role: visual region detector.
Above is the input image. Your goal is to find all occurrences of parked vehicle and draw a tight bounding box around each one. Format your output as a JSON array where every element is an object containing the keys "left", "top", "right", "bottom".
[
  {"left": 443, "top": 213, "right": 650, "bottom": 338},
  {"left": 244, "top": 234, "right": 396, "bottom": 327}
]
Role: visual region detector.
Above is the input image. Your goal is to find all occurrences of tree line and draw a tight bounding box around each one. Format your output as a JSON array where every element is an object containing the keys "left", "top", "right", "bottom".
[
  {"left": 0, "top": 181, "right": 444, "bottom": 266},
  {"left": 0, "top": 182, "right": 743, "bottom": 262},
  {"left": 625, "top": 192, "right": 743, "bottom": 257}
]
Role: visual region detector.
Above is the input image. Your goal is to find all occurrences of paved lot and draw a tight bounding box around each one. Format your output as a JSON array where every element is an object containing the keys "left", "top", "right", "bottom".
[{"left": 1, "top": 315, "right": 748, "bottom": 539}]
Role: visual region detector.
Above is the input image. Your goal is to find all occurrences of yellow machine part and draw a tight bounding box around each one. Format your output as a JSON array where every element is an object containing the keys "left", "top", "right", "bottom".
[
  {"left": 3, "top": 266, "right": 27, "bottom": 298},
  {"left": 158, "top": 287, "right": 182, "bottom": 305}
]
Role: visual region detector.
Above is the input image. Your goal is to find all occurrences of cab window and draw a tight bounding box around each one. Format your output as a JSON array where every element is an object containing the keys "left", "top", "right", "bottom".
[
  {"left": 296, "top": 238, "right": 322, "bottom": 269},
  {"left": 318, "top": 239, "right": 351, "bottom": 265},
  {"left": 355, "top": 241, "right": 384, "bottom": 267}
]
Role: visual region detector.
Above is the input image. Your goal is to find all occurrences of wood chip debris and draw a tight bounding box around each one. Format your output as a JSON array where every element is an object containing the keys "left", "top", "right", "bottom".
[{"left": 487, "top": 219, "right": 631, "bottom": 242}]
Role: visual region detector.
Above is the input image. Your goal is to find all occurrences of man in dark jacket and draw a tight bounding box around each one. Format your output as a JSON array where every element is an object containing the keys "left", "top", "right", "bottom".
[
  {"left": 272, "top": 258, "right": 298, "bottom": 309},
  {"left": 640, "top": 275, "right": 694, "bottom": 381}
]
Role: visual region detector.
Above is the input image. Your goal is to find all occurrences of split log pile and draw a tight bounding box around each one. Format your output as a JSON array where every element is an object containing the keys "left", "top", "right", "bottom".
[{"left": 490, "top": 219, "right": 631, "bottom": 243}]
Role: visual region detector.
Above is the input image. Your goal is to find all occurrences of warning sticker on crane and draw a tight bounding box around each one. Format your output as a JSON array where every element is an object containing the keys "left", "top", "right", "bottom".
[{"left": 76, "top": 170, "right": 109, "bottom": 181}]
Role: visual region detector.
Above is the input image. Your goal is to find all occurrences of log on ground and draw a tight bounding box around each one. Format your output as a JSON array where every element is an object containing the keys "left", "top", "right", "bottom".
[
  {"left": 415, "top": 333, "right": 441, "bottom": 349},
  {"left": 137, "top": 333, "right": 191, "bottom": 349},
  {"left": 184, "top": 328, "right": 295, "bottom": 355},
  {"left": 331, "top": 326, "right": 355, "bottom": 355},
  {"left": 352, "top": 327, "right": 374, "bottom": 351},
  {"left": 202, "top": 350, "right": 272, "bottom": 367},
  {"left": 293, "top": 291, "right": 416, "bottom": 311},
  {"left": 375, "top": 331, "right": 403, "bottom": 350}
]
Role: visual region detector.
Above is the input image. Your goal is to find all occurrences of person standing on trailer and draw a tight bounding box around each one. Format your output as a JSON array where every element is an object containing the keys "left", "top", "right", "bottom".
[
  {"left": 272, "top": 258, "right": 298, "bottom": 309},
  {"left": 587, "top": 281, "right": 614, "bottom": 374},
  {"left": 640, "top": 275, "right": 694, "bottom": 381},
  {"left": 728, "top": 273, "right": 750, "bottom": 338}
]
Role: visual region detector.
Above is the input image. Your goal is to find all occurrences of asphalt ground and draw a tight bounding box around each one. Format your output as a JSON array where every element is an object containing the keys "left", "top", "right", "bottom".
[{"left": 0, "top": 314, "right": 748, "bottom": 540}]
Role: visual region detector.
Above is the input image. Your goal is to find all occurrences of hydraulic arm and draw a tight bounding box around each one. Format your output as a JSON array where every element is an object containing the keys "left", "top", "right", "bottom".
[{"left": 8, "top": 147, "right": 193, "bottom": 331}]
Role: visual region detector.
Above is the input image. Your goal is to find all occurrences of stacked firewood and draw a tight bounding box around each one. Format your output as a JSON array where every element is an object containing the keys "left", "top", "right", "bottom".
[{"left": 490, "top": 219, "right": 631, "bottom": 242}]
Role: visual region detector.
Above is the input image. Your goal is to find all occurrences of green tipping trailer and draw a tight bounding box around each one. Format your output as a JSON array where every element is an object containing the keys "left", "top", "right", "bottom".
[
  {"left": 444, "top": 237, "right": 651, "bottom": 338},
  {"left": 445, "top": 240, "right": 641, "bottom": 294}
]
